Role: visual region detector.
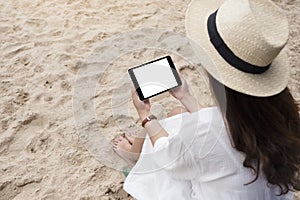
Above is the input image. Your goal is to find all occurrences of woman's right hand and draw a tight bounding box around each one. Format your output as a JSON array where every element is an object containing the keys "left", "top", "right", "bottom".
[{"left": 169, "top": 74, "right": 190, "bottom": 101}]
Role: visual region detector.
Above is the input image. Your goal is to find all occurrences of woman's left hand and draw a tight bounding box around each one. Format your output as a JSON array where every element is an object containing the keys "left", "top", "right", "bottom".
[{"left": 131, "top": 85, "right": 151, "bottom": 120}]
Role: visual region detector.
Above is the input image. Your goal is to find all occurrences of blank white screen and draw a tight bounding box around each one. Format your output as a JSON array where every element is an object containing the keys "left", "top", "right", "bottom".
[{"left": 133, "top": 58, "right": 178, "bottom": 98}]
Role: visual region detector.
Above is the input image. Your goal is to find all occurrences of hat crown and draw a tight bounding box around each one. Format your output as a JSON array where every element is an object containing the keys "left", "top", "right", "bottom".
[{"left": 216, "top": 0, "right": 289, "bottom": 67}]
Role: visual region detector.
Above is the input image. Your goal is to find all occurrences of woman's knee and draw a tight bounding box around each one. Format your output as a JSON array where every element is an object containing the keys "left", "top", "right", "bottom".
[{"left": 167, "top": 106, "right": 188, "bottom": 118}]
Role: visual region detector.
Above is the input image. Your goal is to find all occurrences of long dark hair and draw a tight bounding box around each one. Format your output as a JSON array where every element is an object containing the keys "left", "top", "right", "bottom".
[{"left": 209, "top": 75, "right": 300, "bottom": 195}]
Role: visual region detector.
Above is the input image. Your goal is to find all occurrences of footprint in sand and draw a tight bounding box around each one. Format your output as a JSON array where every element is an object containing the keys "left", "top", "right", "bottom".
[
  {"left": 60, "top": 80, "right": 71, "bottom": 92},
  {"left": 13, "top": 89, "right": 30, "bottom": 106}
]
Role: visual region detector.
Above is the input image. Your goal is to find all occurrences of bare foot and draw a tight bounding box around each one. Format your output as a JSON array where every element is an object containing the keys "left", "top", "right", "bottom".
[
  {"left": 112, "top": 136, "right": 138, "bottom": 166},
  {"left": 113, "top": 136, "right": 131, "bottom": 151}
]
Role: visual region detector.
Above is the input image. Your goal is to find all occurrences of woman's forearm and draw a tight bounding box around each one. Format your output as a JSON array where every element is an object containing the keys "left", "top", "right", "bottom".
[
  {"left": 138, "top": 112, "right": 168, "bottom": 146},
  {"left": 138, "top": 93, "right": 202, "bottom": 146},
  {"left": 180, "top": 93, "right": 202, "bottom": 112},
  {"left": 144, "top": 120, "right": 168, "bottom": 146}
]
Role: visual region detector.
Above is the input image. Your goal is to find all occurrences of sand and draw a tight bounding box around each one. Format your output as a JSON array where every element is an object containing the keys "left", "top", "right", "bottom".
[{"left": 0, "top": 0, "right": 299, "bottom": 199}]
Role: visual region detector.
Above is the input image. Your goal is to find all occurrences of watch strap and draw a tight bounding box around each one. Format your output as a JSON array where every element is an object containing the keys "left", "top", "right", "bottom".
[{"left": 142, "top": 115, "right": 157, "bottom": 127}]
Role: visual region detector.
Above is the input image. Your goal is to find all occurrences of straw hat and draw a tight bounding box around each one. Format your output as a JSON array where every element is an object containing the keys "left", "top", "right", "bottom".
[{"left": 185, "top": 0, "right": 290, "bottom": 97}]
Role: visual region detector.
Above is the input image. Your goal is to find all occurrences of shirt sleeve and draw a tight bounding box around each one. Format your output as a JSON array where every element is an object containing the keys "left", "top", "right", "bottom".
[
  {"left": 151, "top": 111, "right": 211, "bottom": 180},
  {"left": 153, "top": 136, "right": 169, "bottom": 151},
  {"left": 152, "top": 134, "right": 198, "bottom": 180}
]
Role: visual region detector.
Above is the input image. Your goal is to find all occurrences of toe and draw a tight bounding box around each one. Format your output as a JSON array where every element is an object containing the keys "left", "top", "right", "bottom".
[
  {"left": 117, "top": 136, "right": 123, "bottom": 140},
  {"left": 113, "top": 138, "right": 120, "bottom": 143},
  {"left": 113, "top": 136, "right": 122, "bottom": 143}
]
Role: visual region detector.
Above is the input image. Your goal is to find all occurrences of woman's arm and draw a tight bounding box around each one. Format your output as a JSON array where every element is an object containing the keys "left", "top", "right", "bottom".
[
  {"left": 130, "top": 74, "right": 201, "bottom": 145},
  {"left": 179, "top": 93, "right": 202, "bottom": 113},
  {"left": 139, "top": 112, "right": 168, "bottom": 146},
  {"left": 131, "top": 86, "right": 169, "bottom": 146}
]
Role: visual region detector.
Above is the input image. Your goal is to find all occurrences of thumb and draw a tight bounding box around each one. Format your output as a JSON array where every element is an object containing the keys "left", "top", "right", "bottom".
[
  {"left": 131, "top": 84, "right": 138, "bottom": 99},
  {"left": 144, "top": 99, "right": 150, "bottom": 105}
]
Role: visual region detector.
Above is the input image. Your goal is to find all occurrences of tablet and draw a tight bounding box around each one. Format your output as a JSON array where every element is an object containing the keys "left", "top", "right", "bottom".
[{"left": 128, "top": 56, "right": 182, "bottom": 101}]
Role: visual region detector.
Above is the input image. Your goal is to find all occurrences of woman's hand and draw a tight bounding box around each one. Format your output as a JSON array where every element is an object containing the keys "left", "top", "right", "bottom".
[
  {"left": 169, "top": 74, "right": 202, "bottom": 112},
  {"left": 131, "top": 85, "right": 151, "bottom": 120},
  {"left": 169, "top": 74, "right": 190, "bottom": 100}
]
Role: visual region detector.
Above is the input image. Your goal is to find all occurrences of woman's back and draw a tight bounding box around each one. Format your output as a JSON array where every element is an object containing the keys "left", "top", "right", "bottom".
[
  {"left": 189, "top": 108, "right": 295, "bottom": 200},
  {"left": 210, "top": 75, "right": 300, "bottom": 195},
  {"left": 124, "top": 107, "right": 296, "bottom": 199}
]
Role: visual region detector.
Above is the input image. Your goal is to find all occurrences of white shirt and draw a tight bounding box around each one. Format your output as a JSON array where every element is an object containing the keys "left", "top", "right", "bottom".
[{"left": 124, "top": 107, "right": 294, "bottom": 200}]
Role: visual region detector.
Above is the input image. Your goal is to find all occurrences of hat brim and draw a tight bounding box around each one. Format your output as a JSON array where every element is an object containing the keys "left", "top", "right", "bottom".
[{"left": 185, "top": 0, "right": 289, "bottom": 97}]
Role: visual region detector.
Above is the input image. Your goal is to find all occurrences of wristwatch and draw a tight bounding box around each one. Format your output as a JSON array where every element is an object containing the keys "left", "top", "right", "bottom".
[{"left": 142, "top": 115, "right": 157, "bottom": 127}]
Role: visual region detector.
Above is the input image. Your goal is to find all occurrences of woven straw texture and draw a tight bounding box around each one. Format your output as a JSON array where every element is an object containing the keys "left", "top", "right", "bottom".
[{"left": 185, "top": 0, "right": 290, "bottom": 97}]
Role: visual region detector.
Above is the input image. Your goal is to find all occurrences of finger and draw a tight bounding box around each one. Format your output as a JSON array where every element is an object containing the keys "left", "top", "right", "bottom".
[
  {"left": 131, "top": 85, "right": 140, "bottom": 101},
  {"left": 178, "top": 73, "right": 185, "bottom": 82},
  {"left": 179, "top": 72, "right": 183, "bottom": 77},
  {"left": 170, "top": 86, "right": 179, "bottom": 93},
  {"left": 144, "top": 99, "right": 151, "bottom": 109},
  {"left": 144, "top": 99, "right": 150, "bottom": 105},
  {"left": 169, "top": 90, "right": 175, "bottom": 96},
  {"left": 131, "top": 84, "right": 136, "bottom": 96},
  {"left": 177, "top": 71, "right": 182, "bottom": 79}
]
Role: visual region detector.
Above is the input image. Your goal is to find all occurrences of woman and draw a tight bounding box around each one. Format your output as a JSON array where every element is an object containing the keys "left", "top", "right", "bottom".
[{"left": 113, "top": 0, "right": 300, "bottom": 199}]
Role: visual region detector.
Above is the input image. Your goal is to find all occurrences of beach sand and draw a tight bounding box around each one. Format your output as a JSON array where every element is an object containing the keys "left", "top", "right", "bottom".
[{"left": 0, "top": 0, "right": 299, "bottom": 199}]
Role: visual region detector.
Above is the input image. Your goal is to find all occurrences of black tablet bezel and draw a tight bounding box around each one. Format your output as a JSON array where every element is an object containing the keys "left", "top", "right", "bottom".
[{"left": 128, "top": 55, "right": 182, "bottom": 101}]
